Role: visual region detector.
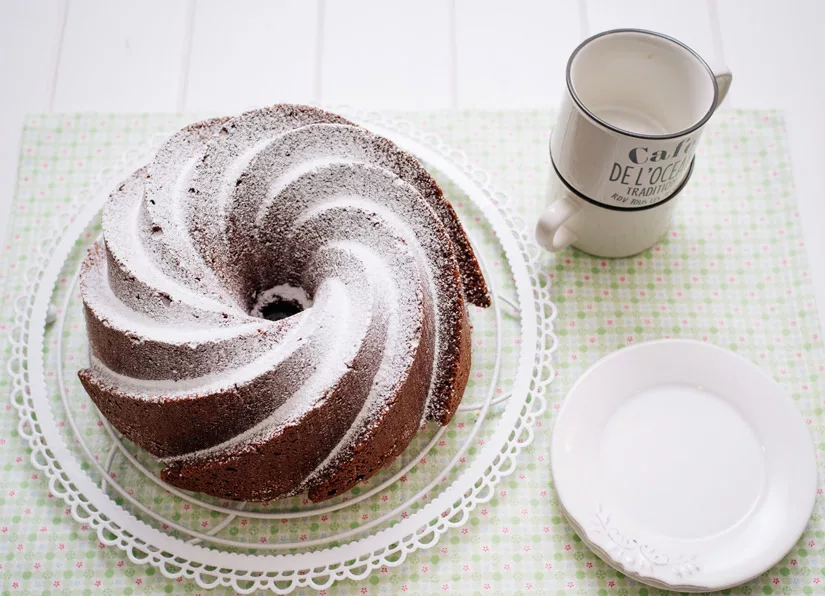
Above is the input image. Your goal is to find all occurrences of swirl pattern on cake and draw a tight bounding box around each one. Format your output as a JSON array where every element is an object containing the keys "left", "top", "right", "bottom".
[{"left": 78, "top": 105, "right": 490, "bottom": 502}]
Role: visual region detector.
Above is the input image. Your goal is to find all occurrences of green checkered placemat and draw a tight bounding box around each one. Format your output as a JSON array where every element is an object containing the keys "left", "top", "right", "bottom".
[{"left": 1, "top": 110, "right": 823, "bottom": 595}]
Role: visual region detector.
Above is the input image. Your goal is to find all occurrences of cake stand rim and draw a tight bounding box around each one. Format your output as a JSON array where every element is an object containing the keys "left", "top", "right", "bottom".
[{"left": 11, "top": 109, "right": 555, "bottom": 591}]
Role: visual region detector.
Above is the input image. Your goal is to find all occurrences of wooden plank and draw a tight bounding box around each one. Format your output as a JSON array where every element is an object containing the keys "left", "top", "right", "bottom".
[
  {"left": 717, "top": 0, "right": 825, "bottom": 329},
  {"left": 185, "top": 0, "right": 319, "bottom": 112},
  {"left": 321, "top": 0, "right": 451, "bottom": 108},
  {"left": 716, "top": 0, "right": 825, "bottom": 109},
  {"left": 454, "top": 0, "right": 583, "bottom": 108},
  {"left": 0, "top": 0, "right": 65, "bottom": 242},
  {"left": 52, "top": 0, "right": 189, "bottom": 111},
  {"left": 586, "top": 0, "right": 720, "bottom": 68}
]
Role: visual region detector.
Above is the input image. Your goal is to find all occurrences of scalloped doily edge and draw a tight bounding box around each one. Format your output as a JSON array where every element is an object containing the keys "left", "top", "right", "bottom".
[{"left": 7, "top": 107, "right": 558, "bottom": 594}]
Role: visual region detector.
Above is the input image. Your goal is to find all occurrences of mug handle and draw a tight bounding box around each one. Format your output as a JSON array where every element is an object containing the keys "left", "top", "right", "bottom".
[
  {"left": 714, "top": 67, "right": 733, "bottom": 107},
  {"left": 535, "top": 195, "right": 580, "bottom": 252}
]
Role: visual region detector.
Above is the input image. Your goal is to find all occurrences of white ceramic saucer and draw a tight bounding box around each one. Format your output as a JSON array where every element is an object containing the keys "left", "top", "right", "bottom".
[{"left": 551, "top": 339, "right": 817, "bottom": 592}]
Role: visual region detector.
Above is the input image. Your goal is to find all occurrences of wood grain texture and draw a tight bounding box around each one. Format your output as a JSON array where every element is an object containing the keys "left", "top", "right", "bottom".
[
  {"left": 455, "top": 0, "right": 583, "bottom": 107},
  {"left": 53, "top": 0, "right": 189, "bottom": 111},
  {"left": 185, "top": 0, "right": 319, "bottom": 112},
  {"left": 718, "top": 0, "right": 825, "bottom": 327},
  {"left": 586, "top": 0, "right": 720, "bottom": 68},
  {"left": 0, "top": 0, "right": 66, "bottom": 242},
  {"left": 321, "top": 0, "right": 451, "bottom": 108}
]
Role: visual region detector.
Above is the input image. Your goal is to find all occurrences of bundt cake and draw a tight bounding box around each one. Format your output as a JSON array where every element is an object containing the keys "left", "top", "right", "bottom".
[{"left": 77, "top": 105, "right": 490, "bottom": 502}]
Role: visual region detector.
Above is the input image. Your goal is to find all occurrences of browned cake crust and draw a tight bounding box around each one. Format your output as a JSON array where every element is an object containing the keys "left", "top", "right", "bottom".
[
  {"left": 77, "top": 104, "right": 488, "bottom": 502},
  {"left": 308, "top": 302, "right": 471, "bottom": 501}
]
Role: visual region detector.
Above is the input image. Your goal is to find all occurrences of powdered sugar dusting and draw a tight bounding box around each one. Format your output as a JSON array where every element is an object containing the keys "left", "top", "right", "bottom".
[
  {"left": 163, "top": 251, "right": 396, "bottom": 465},
  {"left": 79, "top": 104, "right": 486, "bottom": 502},
  {"left": 143, "top": 117, "right": 237, "bottom": 306},
  {"left": 250, "top": 284, "right": 313, "bottom": 318}
]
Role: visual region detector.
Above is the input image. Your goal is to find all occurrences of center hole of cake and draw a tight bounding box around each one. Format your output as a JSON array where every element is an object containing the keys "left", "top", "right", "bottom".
[{"left": 250, "top": 284, "right": 313, "bottom": 322}]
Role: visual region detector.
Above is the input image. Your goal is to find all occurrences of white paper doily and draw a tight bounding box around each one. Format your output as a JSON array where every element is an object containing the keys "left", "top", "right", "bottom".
[{"left": 8, "top": 109, "right": 557, "bottom": 593}]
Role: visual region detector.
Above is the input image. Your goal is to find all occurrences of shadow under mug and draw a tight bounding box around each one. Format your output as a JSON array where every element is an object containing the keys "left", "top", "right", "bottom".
[{"left": 536, "top": 158, "right": 695, "bottom": 258}]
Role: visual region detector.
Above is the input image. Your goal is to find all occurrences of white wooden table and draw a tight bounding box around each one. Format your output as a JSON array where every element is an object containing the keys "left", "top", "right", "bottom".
[{"left": 3, "top": 0, "right": 824, "bottom": 326}]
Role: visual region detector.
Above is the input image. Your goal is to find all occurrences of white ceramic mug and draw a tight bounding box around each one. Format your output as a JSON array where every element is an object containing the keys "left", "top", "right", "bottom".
[{"left": 536, "top": 29, "right": 731, "bottom": 257}]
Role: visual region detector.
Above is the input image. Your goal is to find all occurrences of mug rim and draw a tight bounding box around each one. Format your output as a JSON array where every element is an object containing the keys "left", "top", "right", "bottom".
[
  {"left": 566, "top": 28, "right": 719, "bottom": 141},
  {"left": 549, "top": 153, "right": 696, "bottom": 212}
]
